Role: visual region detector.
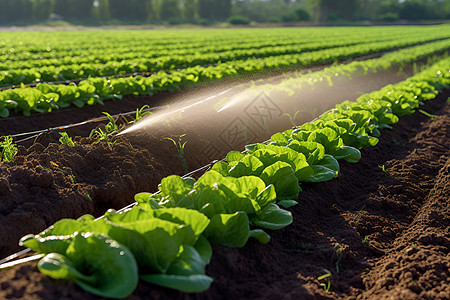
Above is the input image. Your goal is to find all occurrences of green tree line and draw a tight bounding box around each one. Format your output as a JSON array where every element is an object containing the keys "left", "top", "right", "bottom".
[{"left": 0, "top": 0, "right": 448, "bottom": 25}]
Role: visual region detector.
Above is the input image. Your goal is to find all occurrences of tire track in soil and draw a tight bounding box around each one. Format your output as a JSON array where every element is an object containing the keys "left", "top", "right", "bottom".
[{"left": 0, "top": 93, "right": 448, "bottom": 299}]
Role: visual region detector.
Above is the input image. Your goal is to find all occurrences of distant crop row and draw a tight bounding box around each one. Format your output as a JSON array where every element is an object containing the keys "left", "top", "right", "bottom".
[
  {"left": 1, "top": 28, "right": 433, "bottom": 68},
  {"left": 0, "top": 35, "right": 398, "bottom": 73},
  {"left": 0, "top": 31, "right": 395, "bottom": 62},
  {"left": 2, "top": 26, "right": 446, "bottom": 58},
  {"left": 1, "top": 31, "right": 450, "bottom": 88},
  {"left": 19, "top": 55, "right": 450, "bottom": 299},
  {"left": 0, "top": 38, "right": 449, "bottom": 118}
]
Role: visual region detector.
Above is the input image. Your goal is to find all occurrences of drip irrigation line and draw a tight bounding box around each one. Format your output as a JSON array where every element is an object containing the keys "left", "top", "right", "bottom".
[
  {"left": 0, "top": 248, "right": 32, "bottom": 265},
  {"left": 0, "top": 254, "right": 43, "bottom": 270},
  {"left": 0, "top": 137, "right": 273, "bottom": 267},
  {"left": 1, "top": 41, "right": 449, "bottom": 270},
  {"left": 8, "top": 105, "right": 166, "bottom": 144}
]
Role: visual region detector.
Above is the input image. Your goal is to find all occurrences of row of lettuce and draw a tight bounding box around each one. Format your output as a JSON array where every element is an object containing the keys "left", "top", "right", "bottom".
[
  {"left": 3, "top": 26, "right": 443, "bottom": 62},
  {"left": 1, "top": 37, "right": 449, "bottom": 119},
  {"left": 3, "top": 33, "right": 448, "bottom": 88},
  {"left": 1, "top": 32, "right": 407, "bottom": 70},
  {"left": 18, "top": 57, "right": 450, "bottom": 298},
  {"left": 0, "top": 36, "right": 392, "bottom": 85}
]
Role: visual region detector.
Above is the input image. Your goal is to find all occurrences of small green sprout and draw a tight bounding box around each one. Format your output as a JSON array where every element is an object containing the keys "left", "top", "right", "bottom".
[
  {"left": 317, "top": 269, "right": 332, "bottom": 292},
  {"left": 0, "top": 136, "right": 18, "bottom": 163},
  {"left": 362, "top": 235, "right": 368, "bottom": 244},
  {"left": 89, "top": 112, "right": 124, "bottom": 150},
  {"left": 130, "top": 105, "right": 152, "bottom": 124},
  {"left": 165, "top": 134, "right": 188, "bottom": 175},
  {"left": 59, "top": 132, "right": 75, "bottom": 147},
  {"left": 40, "top": 163, "right": 75, "bottom": 184},
  {"left": 103, "top": 112, "right": 122, "bottom": 134},
  {"left": 334, "top": 247, "right": 343, "bottom": 274},
  {"left": 378, "top": 165, "right": 386, "bottom": 172},
  {"left": 89, "top": 128, "right": 117, "bottom": 150},
  {"left": 392, "top": 139, "right": 405, "bottom": 147},
  {"left": 299, "top": 242, "right": 314, "bottom": 254},
  {"left": 418, "top": 109, "right": 439, "bottom": 120}
]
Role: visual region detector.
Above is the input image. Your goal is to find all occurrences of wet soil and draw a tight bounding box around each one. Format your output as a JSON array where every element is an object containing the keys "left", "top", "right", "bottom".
[
  {"left": 0, "top": 90, "right": 448, "bottom": 299},
  {"left": 0, "top": 64, "right": 426, "bottom": 259}
]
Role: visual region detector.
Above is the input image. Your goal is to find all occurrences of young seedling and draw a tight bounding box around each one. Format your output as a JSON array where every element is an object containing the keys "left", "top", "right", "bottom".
[
  {"left": 378, "top": 165, "right": 386, "bottom": 172},
  {"left": 362, "top": 235, "right": 369, "bottom": 244},
  {"left": 418, "top": 109, "right": 439, "bottom": 120},
  {"left": 165, "top": 134, "right": 188, "bottom": 174},
  {"left": 103, "top": 112, "right": 122, "bottom": 134},
  {"left": 392, "top": 139, "right": 405, "bottom": 147},
  {"left": 40, "top": 163, "right": 75, "bottom": 184},
  {"left": 0, "top": 136, "right": 18, "bottom": 163},
  {"left": 130, "top": 105, "right": 152, "bottom": 124},
  {"left": 331, "top": 246, "right": 344, "bottom": 274},
  {"left": 298, "top": 242, "right": 314, "bottom": 254},
  {"left": 358, "top": 204, "right": 366, "bottom": 212},
  {"left": 90, "top": 128, "right": 117, "bottom": 150},
  {"left": 317, "top": 269, "right": 332, "bottom": 293},
  {"left": 88, "top": 111, "right": 124, "bottom": 150},
  {"left": 59, "top": 132, "right": 75, "bottom": 147}
]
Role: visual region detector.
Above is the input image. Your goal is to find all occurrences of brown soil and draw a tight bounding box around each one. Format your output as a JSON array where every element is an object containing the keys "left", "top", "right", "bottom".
[
  {"left": 0, "top": 65, "right": 425, "bottom": 260},
  {"left": 0, "top": 89, "right": 448, "bottom": 299}
]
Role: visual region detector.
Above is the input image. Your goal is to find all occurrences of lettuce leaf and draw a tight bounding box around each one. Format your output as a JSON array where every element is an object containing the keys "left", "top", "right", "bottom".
[{"left": 38, "top": 233, "right": 138, "bottom": 299}]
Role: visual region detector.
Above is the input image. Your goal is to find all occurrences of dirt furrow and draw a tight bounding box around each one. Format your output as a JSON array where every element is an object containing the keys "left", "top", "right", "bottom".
[{"left": 0, "top": 92, "right": 448, "bottom": 299}]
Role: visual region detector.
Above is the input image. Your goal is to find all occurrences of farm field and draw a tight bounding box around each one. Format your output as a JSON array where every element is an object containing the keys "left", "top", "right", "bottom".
[{"left": 0, "top": 26, "right": 449, "bottom": 299}]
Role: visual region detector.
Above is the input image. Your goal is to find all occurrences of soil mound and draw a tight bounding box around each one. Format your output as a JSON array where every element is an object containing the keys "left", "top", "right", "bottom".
[{"left": 0, "top": 92, "right": 448, "bottom": 299}]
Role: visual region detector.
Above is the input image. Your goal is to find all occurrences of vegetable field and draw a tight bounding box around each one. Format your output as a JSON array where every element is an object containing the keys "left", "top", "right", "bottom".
[{"left": 0, "top": 26, "right": 449, "bottom": 300}]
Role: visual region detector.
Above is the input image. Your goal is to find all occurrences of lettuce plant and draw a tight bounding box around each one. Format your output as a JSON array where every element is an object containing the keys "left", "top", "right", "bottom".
[{"left": 20, "top": 205, "right": 214, "bottom": 296}]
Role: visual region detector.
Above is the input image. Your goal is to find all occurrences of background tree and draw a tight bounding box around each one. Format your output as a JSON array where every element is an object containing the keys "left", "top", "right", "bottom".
[
  {"left": 0, "top": 0, "right": 449, "bottom": 25},
  {"left": 216, "top": 0, "right": 232, "bottom": 20},
  {"left": 30, "top": 0, "right": 54, "bottom": 21},
  {"left": 92, "top": 0, "right": 111, "bottom": 21},
  {"left": 160, "top": 0, "right": 181, "bottom": 19},
  {"left": 53, "top": 0, "right": 71, "bottom": 18},
  {"left": 69, "top": 0, "right": 94, "bottom": 20},
  {"left": 198, "top": 0, "right": 214, "bottom": 19},
  {"left": 182, "top": 0, "right": 198, "bottom": 20}
]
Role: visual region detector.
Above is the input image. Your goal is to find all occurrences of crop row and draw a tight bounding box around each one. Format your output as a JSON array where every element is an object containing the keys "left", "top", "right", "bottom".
[
  {"left": 3, "top": 26, "right": 445, "bottom": 60},
  {"left": 0, "top": 30, "right": 401, "bottom": 63},
  {"left": 1, "top": 38, "right": 449, "bottom": 118},
  {"left": 0, "top": 33, "right": 404, "bottom": 73},
  {"left": 4, "top": 33, "right": 449, "bottom": 88},
  {"left": 16, "top": 55, "right": 450, "bottom": 298},
  {"left": 7, "top": 34, "right": 450, "bottom": 88},
  {"left": 2, "top": 27, "right": 435, "bottom": 69}
]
